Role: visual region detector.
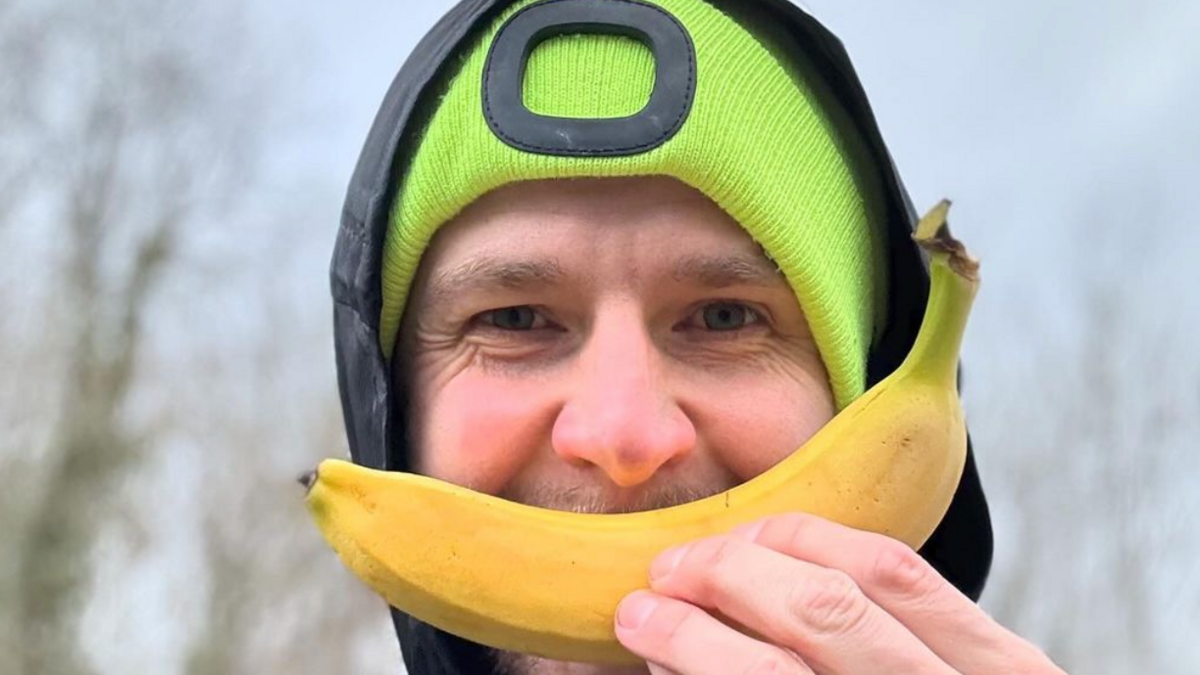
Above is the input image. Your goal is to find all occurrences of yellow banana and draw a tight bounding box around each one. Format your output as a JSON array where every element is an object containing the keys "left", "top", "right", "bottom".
[{"left": 303, "top": 200, "right": 979, "bottom": 665}]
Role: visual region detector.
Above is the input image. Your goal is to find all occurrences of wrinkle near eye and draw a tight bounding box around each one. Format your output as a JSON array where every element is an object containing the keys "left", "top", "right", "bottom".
[{"left": 409, "top": 329, "right": 481, "bottom": 385}]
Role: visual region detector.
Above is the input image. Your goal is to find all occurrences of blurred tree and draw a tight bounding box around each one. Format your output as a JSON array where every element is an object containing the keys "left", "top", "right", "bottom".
[
  {"left": 0, "top": 0, "right": 255, "bottom": 672},
  {"left": 175, "top": 231, "right": 400, "bottom": 674},
  {"left": 4, "top": 0, "right": 1195, "bottom": 673},
  {"left": 977, "top": 189, "right": 1195, "bottom": 673},
  {"left": 3, "top": 0, "right": 397, "bottom": 669}
]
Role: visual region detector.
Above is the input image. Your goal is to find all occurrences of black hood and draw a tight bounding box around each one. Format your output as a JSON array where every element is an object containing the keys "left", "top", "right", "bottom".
[{"left": 329, "top": 0, "right": 993, "bottom": 672}]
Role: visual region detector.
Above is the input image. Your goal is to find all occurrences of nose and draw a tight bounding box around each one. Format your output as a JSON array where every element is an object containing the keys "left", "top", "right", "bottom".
[{"left": 551, "top": 306, "right": 696, "bottom": 488}]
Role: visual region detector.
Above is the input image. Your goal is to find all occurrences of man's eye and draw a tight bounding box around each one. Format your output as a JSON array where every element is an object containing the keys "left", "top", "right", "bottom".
[
  {"left": 485, "top": 306, "right": 544, "bottom": 331},
  {"left": 699, "top": 302, "right": 758, "bottom": 331}
]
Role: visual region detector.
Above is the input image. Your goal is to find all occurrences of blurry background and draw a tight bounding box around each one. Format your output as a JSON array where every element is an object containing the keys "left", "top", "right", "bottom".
[{"left": 1, "top": 0, "right": 1197, "bottom": 673}]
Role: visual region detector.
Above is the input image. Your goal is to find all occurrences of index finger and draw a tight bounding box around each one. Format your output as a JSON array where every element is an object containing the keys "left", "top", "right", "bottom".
[{"left": 732, "top": 514, "right": 1063, "bottom": 675}]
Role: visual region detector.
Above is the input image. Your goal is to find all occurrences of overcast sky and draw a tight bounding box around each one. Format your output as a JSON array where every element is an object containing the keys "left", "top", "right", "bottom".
[
  {"left": 260, "top": 0, "right": 1200, "bottom": 468},
  {"left": 36, "top": 1, "right": 1196, "bottom": 672},
  {"left": 259, "top": 0, "right": 1200, "bottom": 659},
  {"left": 260, "top": 0, "right": 1200, "bottom": 343},
  {"left": 261, "top": 0, "right": 1200, "bottom": 666}
]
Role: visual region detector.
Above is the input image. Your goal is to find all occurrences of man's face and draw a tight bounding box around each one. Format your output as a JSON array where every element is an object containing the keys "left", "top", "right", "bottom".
[{"left": 396, "top": 176, "right": 836, "bottom": 675}]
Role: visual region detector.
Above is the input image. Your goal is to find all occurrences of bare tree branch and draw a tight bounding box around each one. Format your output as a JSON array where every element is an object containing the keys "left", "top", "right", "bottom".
[
  {"left": 5, "top": 1, "right": 242, "bottom": 672},
  {"left": 979, "top": 186, "right": 1190, "bottom": 673}
]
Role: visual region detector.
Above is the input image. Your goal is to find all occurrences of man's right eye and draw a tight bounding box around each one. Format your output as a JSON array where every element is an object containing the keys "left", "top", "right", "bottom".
[{"left": 483, "top": 306, "right": 545, "bottom": 331}]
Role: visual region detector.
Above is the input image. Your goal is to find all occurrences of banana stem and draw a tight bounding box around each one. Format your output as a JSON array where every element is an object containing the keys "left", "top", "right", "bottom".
[
  {"left": 904, "top": 200, "right": 980, "bottom": 387},
  {"left": 298, "top": 470, "right": 318, "bottom": 494}
]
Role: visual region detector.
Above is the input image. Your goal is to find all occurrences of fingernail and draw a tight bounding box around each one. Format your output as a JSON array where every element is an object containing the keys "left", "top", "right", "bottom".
[
  {"left": 650, "top": 544, "right": 689, "bottom": 581},
  {"left": 732, "top": 520, "right": 766, "bottom": 542},
  {"left": 617, "top": 591, "right": 659, "bottom": 630}
]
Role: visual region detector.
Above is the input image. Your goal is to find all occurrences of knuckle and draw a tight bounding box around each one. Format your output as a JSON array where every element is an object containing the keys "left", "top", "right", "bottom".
[
  {"left": 690, "top": 535, "right": 746, "bottom": 577},
  {"left": 776, "top": 513, "right": 817, "bottom": 548},
  {"left": 651, "top": 601, "right": 708, "bottom": 655},
  {"left": 786, "top": 569, "right": 870, "bottom": 636},
  {"left": 677, "top": 536, "right": 753, "bottom": 603},
  {"left": 656, "top": 601, "right": 695, "bottom": 641},
  {"left": 771, "top": 512, "right": 812, "bottom": 532},
  {"left": 870, "top": 539, "right": 933, "bottom": 596}
]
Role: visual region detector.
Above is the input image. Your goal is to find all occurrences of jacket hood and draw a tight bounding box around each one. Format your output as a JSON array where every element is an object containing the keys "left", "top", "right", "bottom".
[{"left": 329, "top": 1, "right": 993, "bottom": 672}]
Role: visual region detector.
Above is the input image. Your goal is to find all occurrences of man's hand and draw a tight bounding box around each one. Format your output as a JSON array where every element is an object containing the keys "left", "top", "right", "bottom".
[{"left": 613, "top": 514, "right": 1066, "bottom": 674}]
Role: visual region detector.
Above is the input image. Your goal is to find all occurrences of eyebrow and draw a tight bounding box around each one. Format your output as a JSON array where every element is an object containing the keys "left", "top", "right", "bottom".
[
  {"left": 426, "top": 256, "right": 564, "bottom": 305},
  {"left": 670, "top": 252, "right": 784, "bottom": 289},
  {"left": 423, "top": 251, "right": 783, "bottom": 305}
]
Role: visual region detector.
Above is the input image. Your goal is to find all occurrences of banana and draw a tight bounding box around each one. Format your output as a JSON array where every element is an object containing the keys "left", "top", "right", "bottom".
[{"left": 303, "top": 200, "right": 979, "bottom": 665}]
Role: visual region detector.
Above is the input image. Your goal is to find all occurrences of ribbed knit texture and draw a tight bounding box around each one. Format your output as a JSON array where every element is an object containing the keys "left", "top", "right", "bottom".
[
  {"left": 525, "top": 34, "right": 656, "bottom": 118},
  {"left": 382, "top": 0, "right": 880, "bottom": 410}
]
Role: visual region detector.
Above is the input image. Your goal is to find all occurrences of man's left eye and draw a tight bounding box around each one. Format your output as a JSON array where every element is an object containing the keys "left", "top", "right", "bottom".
[
  {"left": 483, "top": 305, "right": 548, "bottom": 331},
  {"left": 698, "top": 302, "right": 759, "bottom": 331}
]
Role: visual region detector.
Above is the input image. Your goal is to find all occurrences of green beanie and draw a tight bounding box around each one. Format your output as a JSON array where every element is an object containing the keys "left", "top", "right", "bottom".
[{"left": 381, "top": 0, "right": 884, "bottom": 410}]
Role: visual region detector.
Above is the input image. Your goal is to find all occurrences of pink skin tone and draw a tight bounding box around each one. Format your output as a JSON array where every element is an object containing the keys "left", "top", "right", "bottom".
[
  {"left": 396, "top": 177, "right": 1066, "bottom": 675},
  {"left": 398, "top": 176, "right": 834, "bottom": 520}
]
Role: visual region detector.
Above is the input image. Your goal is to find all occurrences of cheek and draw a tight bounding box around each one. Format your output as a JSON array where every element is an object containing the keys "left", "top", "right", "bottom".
[
  {"left": 699, "top": 370, "right": 835, "bottom": 481},
  {"left": 414, "top": 373, "right": 559, "bottom": 494}
]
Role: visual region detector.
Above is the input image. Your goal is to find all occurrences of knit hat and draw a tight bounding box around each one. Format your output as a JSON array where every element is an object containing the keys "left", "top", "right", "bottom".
[{"left": 381, "top": 0, "right": 884, "bottom": 409}]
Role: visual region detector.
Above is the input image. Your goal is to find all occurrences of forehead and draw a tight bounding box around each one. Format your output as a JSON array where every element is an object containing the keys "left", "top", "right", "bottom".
[{"left": 419, "top": 176, "right": 770, "bottom": 268}]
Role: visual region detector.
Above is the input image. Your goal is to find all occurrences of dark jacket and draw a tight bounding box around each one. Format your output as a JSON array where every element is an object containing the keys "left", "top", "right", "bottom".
[{"left": 329, "top": 1, "right": 994, "bottom": 672}]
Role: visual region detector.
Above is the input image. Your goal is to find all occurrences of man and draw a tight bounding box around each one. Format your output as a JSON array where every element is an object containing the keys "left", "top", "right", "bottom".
[{"left": 329, "top": 0, "right": 1066, "bottom": 673}]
